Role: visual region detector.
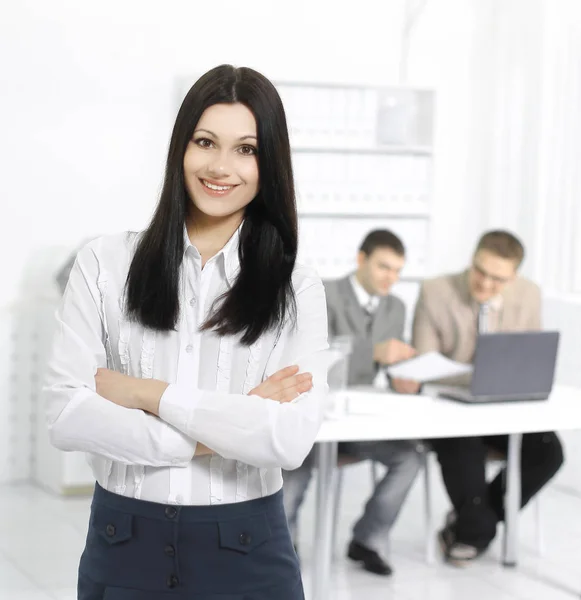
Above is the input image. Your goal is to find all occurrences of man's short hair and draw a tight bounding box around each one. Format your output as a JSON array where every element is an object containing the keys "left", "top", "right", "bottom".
[
  {"left": 475, "top": 230, "right": 525, "bottom": 266},
  {"left": 359, "top": 229, "right": 405, "bottom": 257}
]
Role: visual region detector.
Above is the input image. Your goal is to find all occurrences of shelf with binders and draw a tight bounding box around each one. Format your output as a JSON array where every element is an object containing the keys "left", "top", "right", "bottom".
[
  {"left": 291, "top": 145, "right": 432, "bottom": 156},
  {"left": 277, "top": 84, "right": 435, "bottom": 151},
  {"left": 296, "top": 193, "right": 431, "bottom": 218},
  {"left": 292, "top": 151, "right": 432, "bottom": 217},
  {"left": 271, "top": 80, "right": 435, "bottom": 329}
]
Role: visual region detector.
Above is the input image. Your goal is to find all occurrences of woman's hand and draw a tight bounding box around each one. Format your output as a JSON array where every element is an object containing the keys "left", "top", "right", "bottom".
[
  {"left": 95, "top": 368, "right": 141, "bottom": 408},
  {"left": 249, "top": 365, "right": 313, "bottom": 403},
  {"left": 195, "top": 443, "right": 214, "bottom": 457},
  {"left": 95, "top": 368, "right": 168, "bottom": 414}
]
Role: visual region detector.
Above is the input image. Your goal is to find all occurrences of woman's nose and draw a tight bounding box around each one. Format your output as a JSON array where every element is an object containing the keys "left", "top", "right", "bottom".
[{"left": 206, "top": 152, "right": 231, "bottom": 178}]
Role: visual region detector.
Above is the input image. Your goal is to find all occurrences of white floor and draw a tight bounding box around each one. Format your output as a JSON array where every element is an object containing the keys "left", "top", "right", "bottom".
[{"left": 1, "top": 466, "right": 580, "bottom": 600}]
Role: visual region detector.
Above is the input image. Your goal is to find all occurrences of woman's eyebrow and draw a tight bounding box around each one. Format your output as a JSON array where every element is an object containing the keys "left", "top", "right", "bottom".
[{"left": 194, "top": 128, "right": 257, "bottom": 142}]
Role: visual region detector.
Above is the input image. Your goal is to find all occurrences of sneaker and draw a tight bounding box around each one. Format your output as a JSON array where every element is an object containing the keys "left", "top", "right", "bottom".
[{"left": 438, "top": 526, "right": 483, "bottom": 567}]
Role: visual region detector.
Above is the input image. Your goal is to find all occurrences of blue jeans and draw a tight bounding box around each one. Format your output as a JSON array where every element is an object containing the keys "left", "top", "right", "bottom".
[{"left": 282, "top": 440, "right": 422, "bottom": 554}]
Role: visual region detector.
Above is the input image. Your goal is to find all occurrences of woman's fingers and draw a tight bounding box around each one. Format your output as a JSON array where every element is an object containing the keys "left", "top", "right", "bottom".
[
  {"left": 248, "top": 366, "right": 313, "bottom": 401},
  {"left": 267, "top": 365, "right": 299, "bottom": 382},
  {"left": 277, "top": 372, "right": 313, "bottom": 392},
  {"left": 271, "top": 375, "right": 314, "bottom": 403}
]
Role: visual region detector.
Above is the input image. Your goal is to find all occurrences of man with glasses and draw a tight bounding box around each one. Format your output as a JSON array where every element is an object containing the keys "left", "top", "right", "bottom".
[{"left": 411, "top": 230, "right": 564, "bottom": 566}]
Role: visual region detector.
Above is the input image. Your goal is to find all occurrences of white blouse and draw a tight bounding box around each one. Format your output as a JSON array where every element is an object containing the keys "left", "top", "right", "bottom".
[{"left": 42, "top": 227, "right": 329, "bottom": 505}]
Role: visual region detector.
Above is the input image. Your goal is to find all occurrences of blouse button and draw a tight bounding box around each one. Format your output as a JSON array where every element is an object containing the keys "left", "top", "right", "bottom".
[
  {"left": 185, "top": 345, "right": 193, "bottom": 354},
  {"left": 189, "top": 297, "right": 197, "bottom": 307}
]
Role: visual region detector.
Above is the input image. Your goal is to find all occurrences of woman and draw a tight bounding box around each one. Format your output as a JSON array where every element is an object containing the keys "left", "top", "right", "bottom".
[{"left": 43, "top": 64, "right": 329, "bottom": 600}]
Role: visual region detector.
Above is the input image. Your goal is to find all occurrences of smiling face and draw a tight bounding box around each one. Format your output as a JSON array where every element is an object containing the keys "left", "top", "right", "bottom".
[{"left": 183, "top": 102, "right": 260, "bottom": 223}]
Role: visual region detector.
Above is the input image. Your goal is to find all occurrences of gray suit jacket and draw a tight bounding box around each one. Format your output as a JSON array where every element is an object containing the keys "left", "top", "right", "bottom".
[{"left": 324, "top": 275, "right": 406, "bottom": 386}]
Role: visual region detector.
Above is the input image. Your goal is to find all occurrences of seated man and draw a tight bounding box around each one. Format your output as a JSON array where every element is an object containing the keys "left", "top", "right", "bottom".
[
  {"left": 283, "top": 229, "right": 422, "bottom": 576},
  {"left": 412, "top": 230, "right": 564, "bottom": 566}
]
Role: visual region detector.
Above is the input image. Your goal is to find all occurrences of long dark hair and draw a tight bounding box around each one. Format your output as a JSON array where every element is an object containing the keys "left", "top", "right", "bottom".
[{"left": 125, "top": 65, "right": 298, "bottom": 345}]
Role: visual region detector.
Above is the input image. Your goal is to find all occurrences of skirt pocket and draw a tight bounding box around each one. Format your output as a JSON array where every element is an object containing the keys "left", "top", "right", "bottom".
[{"left": 218, "top": 513, "right": 272, "bottom": 554}]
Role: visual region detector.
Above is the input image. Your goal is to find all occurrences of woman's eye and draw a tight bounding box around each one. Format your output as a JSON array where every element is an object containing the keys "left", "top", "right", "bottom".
[
  {"left": 194, "top": 138, "right": 213, "bottom": 148},
  {"left": 238, "top": 145, "right": 257, "bottom": 156}
]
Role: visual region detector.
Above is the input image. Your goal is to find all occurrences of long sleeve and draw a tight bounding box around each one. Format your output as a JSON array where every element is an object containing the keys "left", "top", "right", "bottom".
[
  {"left": 411, "top": 285, "right": 441, "bottom": 355},
  {"left": 158, "top": 276, "right": 330, "bottom": 471},
  {"left": 412, "top": 284, "right": 471, "bottom": 386},
  {"left": 527, "top": 285, "right": 542, "bottom": 330},
  {"left": 43, "top": 244, "right": 197, "bottom": 467}
]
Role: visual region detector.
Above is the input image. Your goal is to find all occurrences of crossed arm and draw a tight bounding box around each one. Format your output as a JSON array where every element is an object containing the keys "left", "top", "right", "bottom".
[{"left": 43, "top": 248, "right": 329, "bottom": 471}]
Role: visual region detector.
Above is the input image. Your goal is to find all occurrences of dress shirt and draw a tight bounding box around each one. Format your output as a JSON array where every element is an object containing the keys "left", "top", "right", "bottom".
[
  {"left": 350, "top": 274, "right": 380, "bottom": 314},
  {"left": 43, "top": 226, "right": 329, "bottom": 505}
]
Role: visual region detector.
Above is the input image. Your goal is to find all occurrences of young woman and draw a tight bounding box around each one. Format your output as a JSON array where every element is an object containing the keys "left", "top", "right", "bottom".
[{"left": 43, "top": 64, "right": 329, "bottom": 600}]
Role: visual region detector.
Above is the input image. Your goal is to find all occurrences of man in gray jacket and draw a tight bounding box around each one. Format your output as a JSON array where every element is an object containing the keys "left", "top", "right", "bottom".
[{"left": 283, "top": 230, "right": 422, "bottom": 576}]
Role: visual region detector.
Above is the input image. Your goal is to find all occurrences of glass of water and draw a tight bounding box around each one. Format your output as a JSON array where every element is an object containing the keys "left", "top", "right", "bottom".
[{"left": 326, "top": 335, "right": 353, "bottom": 417}]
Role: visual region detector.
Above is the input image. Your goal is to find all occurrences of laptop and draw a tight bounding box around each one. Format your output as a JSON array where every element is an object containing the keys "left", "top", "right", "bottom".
[{"left": 437, "top": 331, "right": 560, "bottom": 404}]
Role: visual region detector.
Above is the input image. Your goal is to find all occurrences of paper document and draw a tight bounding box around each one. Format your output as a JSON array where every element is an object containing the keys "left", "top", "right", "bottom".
[{"left": 386, "top": 351, "right": 473, "bottom": 383}]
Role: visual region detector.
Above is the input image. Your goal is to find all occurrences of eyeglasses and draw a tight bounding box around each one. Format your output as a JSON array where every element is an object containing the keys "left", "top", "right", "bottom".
[{"left": 471, "top": 262, "right": 512, "bottom": 285}]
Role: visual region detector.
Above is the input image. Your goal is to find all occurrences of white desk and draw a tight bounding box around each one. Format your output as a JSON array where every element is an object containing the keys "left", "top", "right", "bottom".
[{"left": 311, "top": 385, "right": 581, "bottom": 600}]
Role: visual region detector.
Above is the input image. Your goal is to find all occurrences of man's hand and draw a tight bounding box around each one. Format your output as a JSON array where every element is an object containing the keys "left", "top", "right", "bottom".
[
  {"left": 249, "top": 365, "right": 313, "bottom": 403},
  {"left": 95, "top": 368, "right": 168, "bottom": 415},
  {"left": 391, "top": 378, "right": 421, "bottom": 395},
  {"left": 373, "top": 339, "right": 416, "bottom": 365}
]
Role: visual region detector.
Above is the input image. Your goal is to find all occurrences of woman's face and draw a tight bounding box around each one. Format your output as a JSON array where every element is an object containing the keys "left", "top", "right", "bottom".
[{"left": 183, "top": 102, "right": 260, "bottom": 222}]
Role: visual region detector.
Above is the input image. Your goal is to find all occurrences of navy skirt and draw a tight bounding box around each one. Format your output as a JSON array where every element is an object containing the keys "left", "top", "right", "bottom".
[{"left": 78, "top": 483, "right": 304, "bottom": 600}]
